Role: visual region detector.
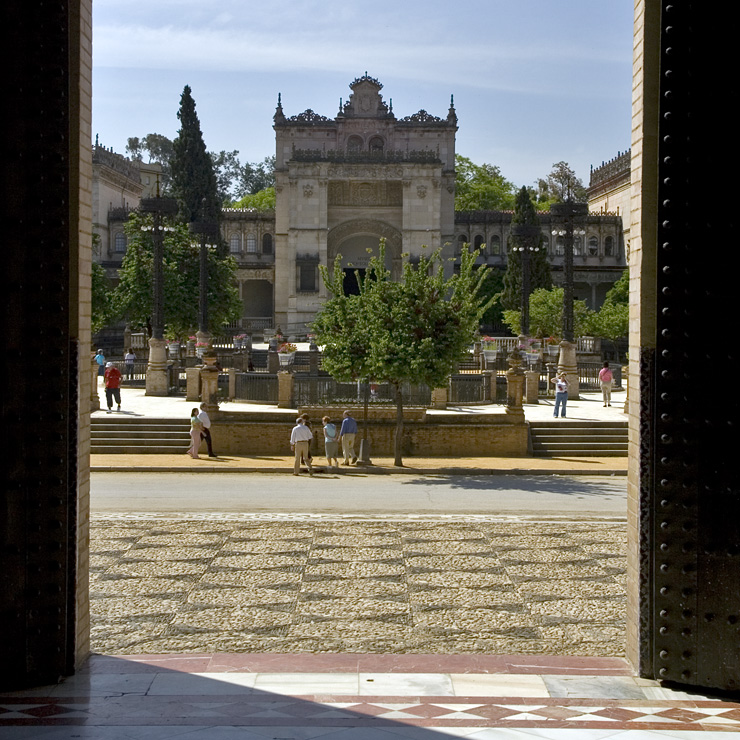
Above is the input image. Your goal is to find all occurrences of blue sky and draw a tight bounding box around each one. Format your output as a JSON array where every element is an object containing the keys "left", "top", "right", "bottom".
[{"left": 92, "top": 0, "right": 633, "bottom": 189}]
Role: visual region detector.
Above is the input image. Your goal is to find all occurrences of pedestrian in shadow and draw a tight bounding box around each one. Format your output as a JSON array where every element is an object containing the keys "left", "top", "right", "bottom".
[
  {"left": 322, "top": 416, "right": 339, "bottom": 469},
  {"left": 94, "top": 348, "right": 106, "bottom": 378},
  {"left": 124, "top": 348, "right": 136, "bottom": 381}
]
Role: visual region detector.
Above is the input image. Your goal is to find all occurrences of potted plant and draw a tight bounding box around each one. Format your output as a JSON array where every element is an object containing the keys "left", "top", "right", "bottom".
[
  {"left": 480, "top": 336, "right": 498, "bottom": 365},
  {"left": 546, "top": 336, "right": 560, "bottom": 357},
  {"left": 234, "top": 333, "right": 247, "bottom": 350},
  {"left": 195, "top": 340, "right": 210, "bottom": 359},
  {"left": 277, "top": 341, "right": 297, "bottom": 367},
  {"left": 186, "top": 335, "right": 197, "bottom": 357}
]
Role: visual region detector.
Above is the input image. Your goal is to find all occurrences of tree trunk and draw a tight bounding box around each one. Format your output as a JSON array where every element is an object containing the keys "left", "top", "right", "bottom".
[{"left": 394, "top": 382, "right": 404, "bottom": 467}]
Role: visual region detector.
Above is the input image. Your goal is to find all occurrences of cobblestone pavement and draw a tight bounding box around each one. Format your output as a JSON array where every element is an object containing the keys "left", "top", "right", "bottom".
[{"left": 91, "top": 516, "right": 627, "bottom": 657}]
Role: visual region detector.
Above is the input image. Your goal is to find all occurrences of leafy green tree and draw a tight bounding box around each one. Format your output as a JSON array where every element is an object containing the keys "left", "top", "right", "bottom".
[
  {"left": 500, "top": 186, "right": 552, "bottom": 312},
  {"left": 126, "top": 133, "right": 175, "bottom": 192},
  {"left": 112, "top": 211, "right": 241, "bottom": 338},
  {"left": 533, "top": 161, "right": 587, "bottom": 208},
  {"left": 230, "top": 187, "right": 276, "bottom": 211},
  {"left": 589, "top": 269, "right": 629, "bottom": 357},
  {"left": 313, "top": 242, "right": 492, "bottom": 466},
  {"left": 503, "top": 287, "right": 593, "bottom": 339},
  {"left": 210, "top": 150, "right": 243, "bottom": 204},
  {"left": 478, "top": 266, "right": 505, "bottom": 330},
  {"left": 170, "top": 85, "right": 220, "bottom": 225},
  {"left": 91, "top": 262, "right": 115, "bottom": 335},
  {"left": 454, "top": 155, "right": 516, "bottom": 211}
]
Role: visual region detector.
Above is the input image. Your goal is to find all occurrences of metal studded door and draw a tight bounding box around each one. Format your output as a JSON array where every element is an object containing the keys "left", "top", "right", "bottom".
[
  {"left": 649, "top": 2, "right": 740, "bottom": 691},
  {"left": 0, "top": 2, "right": 80, "bottom": 689}
]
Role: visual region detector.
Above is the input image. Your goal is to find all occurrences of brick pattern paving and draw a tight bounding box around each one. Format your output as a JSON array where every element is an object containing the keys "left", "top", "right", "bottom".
[{"left": 90, "top": 517, "right": 627, "bottom": 656}]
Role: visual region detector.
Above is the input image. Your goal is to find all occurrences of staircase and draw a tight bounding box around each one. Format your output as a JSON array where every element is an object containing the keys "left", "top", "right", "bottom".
[
  {"left": 529, "top": 420, "right": 628, "bottom": 457},
  {"left": 91, "top": 417, "right": 191, "bottom": 454}
]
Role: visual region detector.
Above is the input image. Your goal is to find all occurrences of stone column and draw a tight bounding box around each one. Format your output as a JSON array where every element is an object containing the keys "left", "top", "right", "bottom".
[
  {"left": 90, "top": 355, "right": 100, "bottom": 412},
  {"left": 145, "top": 336, "right": 168, "bottom": 396},
  {"left": 506, "top": 347, "right": 525, "bottom": 420},
  {"left": 622, "top": 364, "right": 629, "bottom": 414},
  {"left": 228, "top": 367, "right": 237, "bottom": 400},
  {"left": 481, "top": 370, "right": 494, "bottom": 402},
  {"left": 277, "top": 371, "right": 294, "bottom": 408},
  {"left": 199, "top": 353, "right": 220, "bottom": 413},
  {"left": 267, "top": 348, "right": 279, "bottom": 374},
  {"left": 557, "top": 339, "right": 580, "bottom": 400},
  {"left": 524, "top": 369, "right": 539, "bottom": 404},
  {"left": 431, "top": 386, "right": 447, "bottom": 409},
  {"left": 186, "top": 367, "right": 201, "bottom": 401}
]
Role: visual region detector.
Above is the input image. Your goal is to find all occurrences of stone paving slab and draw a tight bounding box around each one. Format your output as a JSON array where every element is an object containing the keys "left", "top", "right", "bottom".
[{"left": 90, "top": 517, "right": 627, "bottom": 657}]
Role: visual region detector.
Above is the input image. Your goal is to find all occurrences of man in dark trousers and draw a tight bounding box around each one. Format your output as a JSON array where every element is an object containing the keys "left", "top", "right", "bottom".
[
  {"left": 103, "top": 362, "right": 122, "bottom": 413},
  {"left": 198, "top": 402, "right": 217, "bottom": 457}
]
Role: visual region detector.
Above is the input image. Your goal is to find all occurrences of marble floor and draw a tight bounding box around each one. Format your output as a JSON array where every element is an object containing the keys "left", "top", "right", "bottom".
[{"left": 2, "top": 653, "right": 738, "bottom": 739}]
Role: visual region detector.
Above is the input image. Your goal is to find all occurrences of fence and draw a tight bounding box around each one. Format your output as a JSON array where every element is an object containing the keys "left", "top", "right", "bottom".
[
  {"left": 293, "top": 378, "right": 432, "bottom": 407},
  {"left": 234, "top": 373, "right": 279, "bottom": 403}
]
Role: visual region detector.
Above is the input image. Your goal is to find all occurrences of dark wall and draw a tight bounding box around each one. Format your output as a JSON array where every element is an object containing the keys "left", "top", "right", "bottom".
[{"left": 0, "top": 2, "right": 81, "bottom": 689}]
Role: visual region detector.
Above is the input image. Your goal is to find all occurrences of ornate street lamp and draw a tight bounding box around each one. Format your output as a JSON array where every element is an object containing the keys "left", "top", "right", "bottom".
[
  {"left": 188, "top": 218, "right": 220, "bottom": 354},
  {"left": 139, "top": 189, "right": 178, "bottom": 396},
  {"left": 550, "top": 199, "right": 587, "bottom": 399},
  {"left": 510, "top": 223, "right": 541, "bottom": 337}
]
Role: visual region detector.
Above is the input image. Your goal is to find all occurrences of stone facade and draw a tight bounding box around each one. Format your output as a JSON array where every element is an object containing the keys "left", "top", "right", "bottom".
[{"left": 91, "top": 142, "right": 161, "bottom": 278}]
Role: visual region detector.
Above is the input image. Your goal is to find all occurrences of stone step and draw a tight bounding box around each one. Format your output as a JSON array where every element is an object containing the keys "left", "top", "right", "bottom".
[
  {"left": 529, "top": 420, "right": 628, "bottom": 457},
  {"left": 91, "top": 417, "right": 192, "bottom": 454}
]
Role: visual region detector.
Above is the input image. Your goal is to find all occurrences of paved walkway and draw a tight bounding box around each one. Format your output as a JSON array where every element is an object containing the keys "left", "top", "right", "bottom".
[
  {"left": 91, "top": 385, "right": 628, "bottom": 476},
  {"left": 3, "top": 653, "right": 737, "bottom": 738}
]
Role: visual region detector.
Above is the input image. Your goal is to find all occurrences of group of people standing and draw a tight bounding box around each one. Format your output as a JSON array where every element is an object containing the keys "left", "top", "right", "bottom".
[
  {"left": 550, "top": 361, "right": 615, "bottom": 418},
  {"left": 290, "top": 410, "right": 359, "bottom": 476}
]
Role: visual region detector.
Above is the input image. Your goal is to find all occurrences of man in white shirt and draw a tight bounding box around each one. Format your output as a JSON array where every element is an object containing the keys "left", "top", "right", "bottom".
[
  {"left": 198, "top": 403, "right": 217, "bottom": 457},
  {"left": 290, "top": 418, "right": 314, "bottom": 476}
]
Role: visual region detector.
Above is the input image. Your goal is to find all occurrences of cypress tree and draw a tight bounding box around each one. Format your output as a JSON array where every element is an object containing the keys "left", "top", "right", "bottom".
[
  {"left": 171, "top": 85, "right": 220, "bottom": 226},
  {"left": 500, "top": 186, "right": 552, "bottom": 312}
]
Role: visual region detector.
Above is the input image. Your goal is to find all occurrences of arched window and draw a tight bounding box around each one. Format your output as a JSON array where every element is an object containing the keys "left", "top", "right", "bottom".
[
  {"left": 474, "top": 234, "right": 485, "bottom": 250},
  {"left": 555, "top": 236, "right": 565, "bottom": 256},
  {"left": 229, "top": 233, "right": 241, "bottom": 254},
  {"left": 588, "top": 235, "right": 599, "bottom": 256},
  {"left": 114, "top": 232, "right": 126, "bottom": 253},
  {"left": 262, "top": 233, "right": 273, "bottom": 254},
  {"left": 490, "top": 235, "right": 501, "bottom": 255},
  {"left": 573, "top": 237, "right": 583, "bottom": 256},
  {"left": 368, "top": 136, "right": 384, "bottom": 153},
  {"left": 246, "top": 234, "right": 257, "bottom": 253},
  {"left": 457, "top": 234, "right": 468, "bottom": 255},
  {"left": 604, "top": 235, "right": 614, "bottom": 256},
  {"left": 347, "top": 135, "right": 363, "bottom": 152}
]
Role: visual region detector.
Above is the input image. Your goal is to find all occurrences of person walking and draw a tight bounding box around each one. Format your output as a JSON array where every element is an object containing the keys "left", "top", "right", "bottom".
[
  {"left": 187, "top": 408, "right": 204, "bottom": 459},
  {"left": 599, "top": 361, "right": 614, "bottom": 407},
  {"left": 103, "top": 361, "right": 122, "bottom": 413},
  {"left": 290, "top": 417, "right": 314, "bottom": 476},
  {"left": 322, "top": 416, "right": 339, "bottom": 468},
  {"left": 550, "top": 372, "right": 568, "bottom": 418},
  {"left": 198, "top": 402, "right": 217, "bottom": 457},
  {"left": 300, "top": 413, "right": 314, "bottom": 465},
  {"left": 124, "top": 348, "right": 136, "bottom": 381},
  {"left": 339, "top": 410, "right": 358, "bottom": 465},
  {"left": 94, "top": 349, "right": 106, "bottom": 378}
]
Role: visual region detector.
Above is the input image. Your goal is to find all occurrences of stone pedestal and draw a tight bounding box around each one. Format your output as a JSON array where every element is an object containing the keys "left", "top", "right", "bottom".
[
  {"left": 524, "top": 369, "right": 539, "bottom": 404},
  {"left": 186, "top": 367, "right": 201, "bottom": 401},
  {"left": 199, "top": 354, "right": 220, "bottom": 412},
  {"left": 277, "top": 371, "right": 294, "bottom": 408},
  {"left": 90, "top": 356, "right": 100, "bottom": 411},
  {"left": 506, "top": 348, "right": 526, "bottom": 420},
  {"left": 267, "top": 349, "right": 279, "bottom": 374},
  {"left": 557, "top": 340, "right": 580, "bottom": 400},
  {"left": 431, "top": 386, "right": 448, "bottom": 409},
  {"left": 145, "top": 337, "right": 169, "bottom": 396}
]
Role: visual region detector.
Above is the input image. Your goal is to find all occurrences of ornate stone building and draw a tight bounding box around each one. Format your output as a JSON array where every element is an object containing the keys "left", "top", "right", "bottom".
[
  {"left": 93, "top": 77, "right": 625, "bottom": 333},
  {"left": 91, "top": 140, "right": 161, "bottom": 279}
]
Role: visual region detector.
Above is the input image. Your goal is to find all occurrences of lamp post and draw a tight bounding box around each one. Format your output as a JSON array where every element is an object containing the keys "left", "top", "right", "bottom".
[
  {"left": 510, "top": 223, "right": 541, "bottom": 337},
  {"left": 188, "top": 218, "right": 220, "bottom": 354},
  {"left": 139, "top": 191, "right": 178, "bottom": 396},
  {"left": 550, "top": 199, "right": 587, "bottom": 399}
]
